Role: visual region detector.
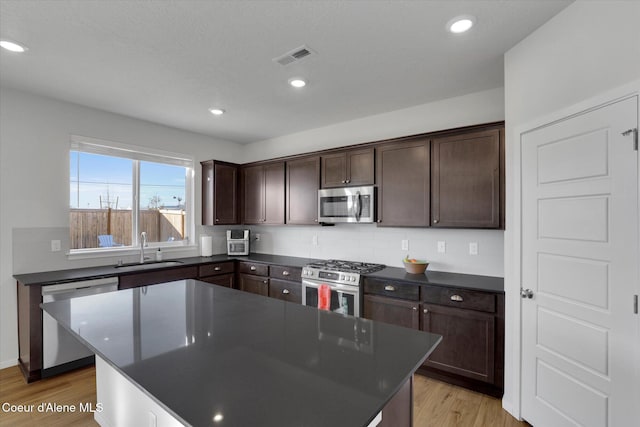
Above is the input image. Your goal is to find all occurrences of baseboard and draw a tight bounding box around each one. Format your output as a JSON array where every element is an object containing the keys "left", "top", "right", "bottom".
[
  {"left": 502, "top": 398, "right": 521, "bottom": 421},
  {"left": 0, "top": 358, "right": 18, "bottom": 370},
  {"left": 94, "top": 411, "right": 111, "bottom": 427}
]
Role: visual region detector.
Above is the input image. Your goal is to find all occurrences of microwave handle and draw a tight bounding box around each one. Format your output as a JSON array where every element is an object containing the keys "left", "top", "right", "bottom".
[{"left": 354, "top": 191, "right": 361, "bottom": 222}]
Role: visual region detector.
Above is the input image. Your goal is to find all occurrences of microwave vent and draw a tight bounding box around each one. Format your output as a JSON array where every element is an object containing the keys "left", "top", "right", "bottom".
[{"left": 274, "top": 45, "right": 314, "bottom": 66}]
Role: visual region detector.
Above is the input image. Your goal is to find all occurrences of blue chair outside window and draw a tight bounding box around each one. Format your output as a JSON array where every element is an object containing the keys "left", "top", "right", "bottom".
[{"left": 98, "top": 235, "right": 123, "bottom": 248}]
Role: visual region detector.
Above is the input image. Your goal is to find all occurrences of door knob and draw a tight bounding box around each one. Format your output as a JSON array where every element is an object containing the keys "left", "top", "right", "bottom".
[{"left": 521, "top": 288, "right": 534, "bottom": 299}]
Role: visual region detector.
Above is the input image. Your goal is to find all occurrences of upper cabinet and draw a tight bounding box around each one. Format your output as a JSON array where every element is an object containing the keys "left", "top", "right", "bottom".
[
  {"left": 431, "top": 128, "right": 503, "bottom": 228},
  {"left": 242, "top": 162, "right": 285, "bottom": 225},
  {"left": 376, "top": 139, "right": 430, "bottom": 227},
  {"left": 286, "top": 156, "right": 320, "bottom": 225},
  {"left": 320, "top": 148, "right": 374, "bottom": 188},
  {"left": 201, "top": 160, "right": 239, "bottom": 226}
]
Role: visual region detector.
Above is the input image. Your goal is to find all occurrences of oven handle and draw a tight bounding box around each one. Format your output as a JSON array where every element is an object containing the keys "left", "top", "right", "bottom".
[{"left": 301, "top": 279, "right": 360, "bottom": 294}]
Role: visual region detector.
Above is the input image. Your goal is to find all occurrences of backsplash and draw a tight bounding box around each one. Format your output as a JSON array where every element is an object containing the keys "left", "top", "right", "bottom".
[{"left": 247, "top": 224, "right": 504, "bottom": 277}]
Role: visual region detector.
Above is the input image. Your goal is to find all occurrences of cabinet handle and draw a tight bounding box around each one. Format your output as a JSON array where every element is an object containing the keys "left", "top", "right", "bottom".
[
  {"left": 341, "top": 180, "right": 346, "bottom": 184},
  {"left": 263, "top": 280, "right": 268, "bottom": 284},
  {"left": 433, "top": 219, "right": 439, "bottom": 224},
  {"left": 207, "top": 177, "right": 211, "bottom": 182},
  {"left": 250, "top": 266, "right": 257, "bottom": 271},
  {"left": 215, "top": 218, "right": 220, "bottom": 222},
  {"left": 412, "top": 306, "right": 417, "bottom": 311},
  {"left": 384, "top": 285, "right": 396, "bottom": 292},
  {"left": 282, "top": 271, "right": 290, "bottom": 276},
  {"left": 377, "top": 219, "right": 382, "bottom": 223},
  {"left": 214, "top": 266, "right": 221, "bottom": 271},
  {"left": 423, "top": 308, "right": 428, "bottom": 313},
  {"left": 346, "top": 179, "right": 350, "bottom": 184},
  {"left": 282, "top": 289, "right": 290, "bottom": 294},
  {"left": 450, "top": 295, "right": 464, "bottom": 302}
]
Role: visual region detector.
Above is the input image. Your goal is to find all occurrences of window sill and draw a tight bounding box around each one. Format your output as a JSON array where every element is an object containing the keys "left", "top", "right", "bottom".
[{"left": 67, "top": 244, "right": 199, "bottom": 261}]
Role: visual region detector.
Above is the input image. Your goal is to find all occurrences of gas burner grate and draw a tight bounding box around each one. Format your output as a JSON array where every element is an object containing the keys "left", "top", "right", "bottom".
[{"left": 306, "top": 259, "right": 385, "bottom": 274}]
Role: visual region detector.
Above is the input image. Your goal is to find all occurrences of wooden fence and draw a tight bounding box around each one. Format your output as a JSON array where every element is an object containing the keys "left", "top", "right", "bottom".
[{"left": 70, "top": 209, "right": 184, "bottom": 249}]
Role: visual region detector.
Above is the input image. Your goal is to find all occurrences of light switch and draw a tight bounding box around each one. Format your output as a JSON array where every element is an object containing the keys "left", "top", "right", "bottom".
[
  {"left": 469, "top": 242, "right": 478, "bottom": 255},
  {"left": 255, "top": 233, "right": 261, "bottom": 241},
  {"left": 437, "top": 241, "right": 446, "bottom": 254},
  {"left": 51, "top": 240, "right": 61, "bottom": 252},
  {"left": 401, "top": 239, "right": 409, "bottom": 251}
]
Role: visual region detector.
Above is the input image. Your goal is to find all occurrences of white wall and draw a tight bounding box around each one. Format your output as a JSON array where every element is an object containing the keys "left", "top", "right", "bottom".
[
  {"left": 503, "top": 1, "right": 640, "bottom": 418},
  {"left": 0, "top": 87, "right": 243, "bottom": 368}
]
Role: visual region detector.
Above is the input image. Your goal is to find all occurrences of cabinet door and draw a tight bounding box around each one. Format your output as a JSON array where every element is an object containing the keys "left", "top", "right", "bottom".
[
  {"left": 286, "top": 156, "right": 320, "bottom": 225},
  {"left": 242, "top": 165, "right": 264, "bottom": 224},
  {"left": 238, "top": 274, "right": 269, "bottom": 296},
  {"left": 201, "top": 161, "right": 214, "bottom": 225},
  {"left": 213, "top": 162, "right": 239, "bottom": 225},
  {"left": 421, "top": 304, "right": 495, "bottom": 383},
  {"left": 346, "top": 148, "right": 374, "bottom": 186},
  {"left": 263, "top": 162, "right": 285, "bottom": 224},
  {"left": 200, "top": 273, "right": 234, "bottom": 288},
  {"left": 320, "top": 152, "right": 347, "bottom": 188},
  {"left": 431, "top": 128, "right": 501, "bottom": 228},
  {"left": 268, "top": 278, "right": 302, "bottom": 304},
  {"left": 363, "top": 294, "right": 420, "bottom": 330},
  {"left": 376, "top": 140, "right": 430, "bottom": 227}
]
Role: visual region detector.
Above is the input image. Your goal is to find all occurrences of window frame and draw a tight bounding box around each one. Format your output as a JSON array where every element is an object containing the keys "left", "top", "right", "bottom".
[{"left": 69, "top": 135, "right": 195, "bottom": 258}]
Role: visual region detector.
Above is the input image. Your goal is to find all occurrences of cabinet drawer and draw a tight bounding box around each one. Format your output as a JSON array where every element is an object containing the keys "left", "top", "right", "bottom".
[
  {"left": 238, "top": 262, "right": 268, "bottom": 276},
  {"left": 238, "top": 274, "right": 269, "bottom": 296},
  {"left": 118, "top": 266, "right": 198, "bottom": 289},
  {"left": 269, "top": 265, "right": 302, "bottom": 281},
  {"left": 268, "top": 278, "right": 302, "bottom": 304},
  {"left": 421, "top": 286, "right": 496, "bottom": 313},
  {"left": 199, "top": 262, "right": 234, "bottom": 277},
  {"left": 363, "top": 278, "right": 419, "bottom": 301}
]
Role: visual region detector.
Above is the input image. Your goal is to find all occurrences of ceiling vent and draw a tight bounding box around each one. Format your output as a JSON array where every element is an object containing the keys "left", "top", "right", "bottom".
[{"left": 273, "top": 45, "right": 315, "bottom": 66}]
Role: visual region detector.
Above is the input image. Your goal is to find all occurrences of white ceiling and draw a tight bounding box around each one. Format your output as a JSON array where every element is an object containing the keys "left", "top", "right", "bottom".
[{"left": 0, "top": 0, "right": 572, "bottom": 144}]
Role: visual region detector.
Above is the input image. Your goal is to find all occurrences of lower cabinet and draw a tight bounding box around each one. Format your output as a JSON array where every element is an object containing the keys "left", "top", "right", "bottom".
[
  {"left": 269, "top": 278, "right": 302, "bottom": 303},
  {"left": 198, "top": 262, "right": 235, "bottom": 288},
  {"left": 238, "top": 274, "right": 269, "bottom": 296},
  {"left": 363, "top": 278, "right": 504, "bottom": 397},
  {"left": 118, "top": 266, "right": 198, "bottom": 290}
]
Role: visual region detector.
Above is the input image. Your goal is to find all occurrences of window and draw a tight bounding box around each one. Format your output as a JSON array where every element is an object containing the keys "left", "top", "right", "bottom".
[{"left": 70, "top": 137, "right": 193, "bottom": 252}]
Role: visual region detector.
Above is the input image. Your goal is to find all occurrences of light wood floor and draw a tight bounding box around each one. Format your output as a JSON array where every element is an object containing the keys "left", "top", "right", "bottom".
[{"left": 1, "top": 365, "right": 528, "bottom": 426}]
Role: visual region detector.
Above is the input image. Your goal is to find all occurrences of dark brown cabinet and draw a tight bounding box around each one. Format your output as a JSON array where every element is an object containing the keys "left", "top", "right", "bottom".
[
  {"left": 286, "top": 156, "right": 320, "bottom": 225},
  {"left": 237, "top": 261, "right": 270, "bottom": 296},
  {"left": 321, "top": 148, "right": 374, "bottom": 188},
  {"left": 431, "top": 128, "right": 503, "bottom": 228},
  {"left": 201, "top": 160, "right": 239, "bottom": 225},
  {"left": 376, "top": 139, "right": 430, "bottom": 227},
  {"left": 118, "top": 266, "right": 198, "bottom": 290},
  {"left": 268, "top": 265, "right": 302, "bottom": 304},
  {"left": 198, "top": 262, "right": 235, "bottom": 288},
  {"left": 363, "top": 277, "right": 504, "bottom": 397},
  {"left": 364, "top": 294, "right": 419, "bottom": 330},
  {"left": 242, "top": 162, "right": 285, "bottom": 225}
]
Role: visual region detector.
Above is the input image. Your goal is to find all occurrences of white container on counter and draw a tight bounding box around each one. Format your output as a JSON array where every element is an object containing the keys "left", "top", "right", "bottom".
[{"left": 200, "top": 235, "right": 213, "bottom": 257}]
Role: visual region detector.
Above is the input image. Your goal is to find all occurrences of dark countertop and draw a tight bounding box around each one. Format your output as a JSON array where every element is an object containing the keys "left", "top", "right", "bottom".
[
  {"left": 41, "top": 279, "right": 441, "bottom": 427},
  {"left": 366, "top": 267, "right": 504, "bottom": 293},
  {"left": 14, "top": 253, "right": 503, "bottom": 293},
  {"left": 13, "top": 253, "right": 321, "bottom": 286}
]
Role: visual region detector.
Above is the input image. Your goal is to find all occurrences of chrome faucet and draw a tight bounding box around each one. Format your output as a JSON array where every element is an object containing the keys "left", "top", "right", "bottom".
[{"left": 140, "top": 232, "right": 147, "bottom": 264}]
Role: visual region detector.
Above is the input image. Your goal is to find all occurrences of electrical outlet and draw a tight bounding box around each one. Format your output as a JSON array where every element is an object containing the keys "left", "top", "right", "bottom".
[
  {"left": 469, "top": 242, "right": 478, "bottom": 255},
  {"left": 437, "top": 241, "right": 446, "bottom": 253},
  {"left": 51, "top": 240, "right": 61, "bottom": 252},
  {"left": 401, "top": 239, "right": 409, "bottom": 251},
  {"left": 255, "top": 233, "right": 261, "bottom": 241},
  {"left": 312, "top": 234, "right": 318, "bottom": 246}
]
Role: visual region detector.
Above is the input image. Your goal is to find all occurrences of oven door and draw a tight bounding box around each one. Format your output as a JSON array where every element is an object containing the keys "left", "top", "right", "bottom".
[{"left": 302, "top": 279, "right": 360, "bottom": 317}]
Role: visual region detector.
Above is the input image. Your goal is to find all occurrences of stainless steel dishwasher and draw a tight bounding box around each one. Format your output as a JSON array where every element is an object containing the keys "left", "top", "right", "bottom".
[{"left": 41, "top": 277, "right": 118, "bottom": 377}]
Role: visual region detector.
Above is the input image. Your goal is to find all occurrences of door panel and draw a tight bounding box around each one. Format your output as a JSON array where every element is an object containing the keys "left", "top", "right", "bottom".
[{"left": 521, "top": 96, "right": 638, "bottom": 427}]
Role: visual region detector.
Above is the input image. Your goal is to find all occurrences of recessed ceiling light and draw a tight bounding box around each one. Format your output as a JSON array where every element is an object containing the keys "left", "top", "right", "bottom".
[
  {"left": 447, "top": 15, "right": 475, "bottom": 34},
  {"left": 209, "top": 108, "right": 225, "bottom": 116},
  {"left": 288, "top": 78, "right": 307, "bottom": 88},
  {"left": 0, "top": 39, "right": 27, "bottom": 53}
]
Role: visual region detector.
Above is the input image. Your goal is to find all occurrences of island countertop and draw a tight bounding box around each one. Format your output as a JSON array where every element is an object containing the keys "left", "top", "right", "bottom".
[{"left": 41, "top": 279, "right": 441, "bottom": 427}]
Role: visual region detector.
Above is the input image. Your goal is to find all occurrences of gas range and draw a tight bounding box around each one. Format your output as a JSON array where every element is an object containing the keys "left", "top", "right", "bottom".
[{"left": 302, "top": 259, "right": 386, "bottom": 287}]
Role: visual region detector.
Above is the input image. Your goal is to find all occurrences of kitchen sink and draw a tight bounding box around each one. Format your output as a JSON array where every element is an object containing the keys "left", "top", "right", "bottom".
[{"left": 115, "top": 260, "right": 184, "bottom": 272}]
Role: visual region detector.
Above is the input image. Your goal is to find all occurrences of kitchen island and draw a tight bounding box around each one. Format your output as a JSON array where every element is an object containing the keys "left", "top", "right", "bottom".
[{"left": 41, "top": 279, "right": 441, "bottom": 427}]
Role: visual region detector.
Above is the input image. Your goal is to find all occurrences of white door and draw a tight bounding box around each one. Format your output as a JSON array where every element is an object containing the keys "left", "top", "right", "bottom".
[{"left": 521, "top": 96, "right": 639, "bottom": 427}]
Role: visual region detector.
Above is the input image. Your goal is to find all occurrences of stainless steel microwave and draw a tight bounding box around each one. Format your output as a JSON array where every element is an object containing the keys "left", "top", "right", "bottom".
[{"left": 318, "top": 186, "right": 375, "bottom": 223}]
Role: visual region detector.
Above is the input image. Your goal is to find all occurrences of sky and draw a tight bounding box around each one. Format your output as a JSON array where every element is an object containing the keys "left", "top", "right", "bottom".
[{"left": 70, "top": 152, "right": 186, "bottom": 210}]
